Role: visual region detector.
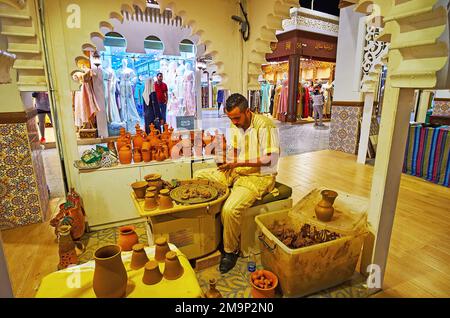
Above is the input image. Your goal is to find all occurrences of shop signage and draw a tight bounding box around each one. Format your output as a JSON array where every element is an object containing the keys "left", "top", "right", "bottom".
[{"left": 176, "top": 116, "right": 196, "bottom": 130}]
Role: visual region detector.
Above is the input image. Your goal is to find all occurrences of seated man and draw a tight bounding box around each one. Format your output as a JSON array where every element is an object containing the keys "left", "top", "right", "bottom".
[{"left": 194, "top": 93, "right": 280, "bottom": 273}]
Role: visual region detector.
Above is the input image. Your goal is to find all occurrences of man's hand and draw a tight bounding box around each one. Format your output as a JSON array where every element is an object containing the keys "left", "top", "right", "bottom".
[{"left": 218, "top": 163, "right": 240, "bottom": 172}]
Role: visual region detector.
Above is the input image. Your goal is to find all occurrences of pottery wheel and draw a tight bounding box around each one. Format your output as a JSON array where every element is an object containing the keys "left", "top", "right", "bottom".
[{"left": 170, "top": 184, "right": 218, "bottom": 205}]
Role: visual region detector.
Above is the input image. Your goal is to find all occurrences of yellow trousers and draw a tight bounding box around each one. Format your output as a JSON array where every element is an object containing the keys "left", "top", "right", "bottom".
[{"left": 194, "top": 168, "right": 275, "bottom": 253}]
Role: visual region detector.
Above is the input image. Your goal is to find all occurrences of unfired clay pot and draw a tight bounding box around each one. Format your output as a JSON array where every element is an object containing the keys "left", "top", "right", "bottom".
[
  {"left": 131, "top": 181, "right": 147, "bottom": 199},
  {"left": 57, "top": 225, "right": 78, "bottom": 270},
  {"left": 93, "top": 245, "right": 128, "bottom": 298},
  {"left": 315, "top": 190, "right": 338, "bottom": 222},
  {"left": 145, "top": 174, "right": 163, "bottom": 193},
  {"left": 142, "top": 260, "right": 163, "bottom": 285},
  {"left": 144, "top": 192, "right": 158, "bottom": 211},
  {"left": 154, "top": 237, "right": 171, "bottom": 262},
  {"left": 163, "top": 251, "right": 184, "bottom": 280},
  {"left": 133, "top": 149, "right": 142, "bottom": 163},
  {"left": 117, "top": 225, "right": 139, "bottom": 252},
  {"left": 158, "top": 189, "right": 173, "bottom": 210},
  {"left": 130, "top": 243, "right": 149, "bottom": 270},
  {"left": 205, "top": 278, "right": 223, "bottom": 298},
  {"left": 119, "top": 145, "right": 132, "bottom": 164}
]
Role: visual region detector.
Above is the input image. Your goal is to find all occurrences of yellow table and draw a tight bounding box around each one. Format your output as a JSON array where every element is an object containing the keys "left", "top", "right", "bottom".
[{"left": 35, "top": 244, "right": 204, "bottom": 298}]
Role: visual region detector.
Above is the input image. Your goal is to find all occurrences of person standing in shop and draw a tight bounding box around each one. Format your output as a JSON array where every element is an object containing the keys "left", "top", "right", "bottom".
[
  {"left": 154, "top": 72, "right": 168, "bottom": 126},
  {"left": 32, "top": 92, "right": 52, "bottom": 143},
  {"left": 194, "top": 93, "right": 280, "bottom": 273},
  {"left": 312, "top": 84, "right": 325, "bottom": 127}
]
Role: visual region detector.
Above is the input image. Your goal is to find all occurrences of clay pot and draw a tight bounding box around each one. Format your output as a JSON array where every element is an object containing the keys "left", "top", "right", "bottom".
[
  {"left": 163, "top": 251, "right": 184, "bottom": 280},
  {"left": 162, "top": 144, "right": 170, "bottom": 160},
  {"left": 133, "top": 123, "right": 145, "bottom": 150},
  {"left": 158, "top": 189, "right": 173, "bottom": 210},
  {"left": 93, "top": 245, "right": 128, "bottom": 298},
  {"left": 142, "top": 148, "right": 151, "bottom": 162},
  {"left": 142, "top": 260, "right": 163, "bottom": 285},
  {"left": 57, "top": 225, "right": 78, "bottom": 270},
  {"left": 119, "top": 145, "right": 132, "bottom": 165},
  {"left": 154, "top": 237, "right": 171, "bottom": 262},
  {"left": 144, "top": 174, "right": 163, "bottom": 192},
  {"left": 66, "top": 206, "right": 85, "bottom": 241},
  {"left": 250, "top": 269, "right": 278, "bottom": 298},
  {"left": 131, "top": 181, "right": 147, "bottom": 199},
  {"left": 205, "top": 278, "right": 223, "bottom": 298},
  {"left": 130, "top": 243, "right": 149, "bottom": 270},
  {"left": 117, "top": 225, "right": 139, "bottom": 252},
  {"left": 117, "top": 128, "right": 131, "bottom": 152},
  {"left": 148, "top": 127, "right": 161, "bottom": 148},
  {"left": 133, "top": 149, "right": 142, "bottom": 163},
  {"left": 144, "top": 192, "right": 158, "bottom": 211},
  {"left": 146, "top": 186, "right": 159, "bottom": 202},
  {"left": 315, "top": 190, "right": 338, "bottom": 222}
]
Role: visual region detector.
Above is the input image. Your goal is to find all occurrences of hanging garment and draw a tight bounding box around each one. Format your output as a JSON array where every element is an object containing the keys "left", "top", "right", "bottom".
[
  {"left": 269, "top": 85, "right": 276, "bottom": 115},
  {"left": 73, "top": 90, "right": 83, "bottom": 128},
  {"left": 260, "top": 82, "right": 271, "bottom": 113},
  {"left": 303, "top": 87, "right": 310, "bottom": 118},
  {"left": 115, "top": 80, "right": 121, "bottom": 117},
  {"left": 134, "top": 80, "right": 145, "bottom": 106},
  {"left": 91, "top": 67, "right": 108, "bottom": 137},
  {"left": 325, "top": 87, "right": 333, "bottom": 116},
  {"left": 278, "top": 80, "right": 289, "bottom": 118},
  {"left": 103, "top": 68, "right": 122, "bottom": 124},
  {"left": 118, "top": 69, "right": 141, "bottom": 133},
  {"left": 183, "top": 71, "right": 196, "bottom": 116},
  {"left": 273, "top": 85, "right": 282, "bottom": 119},
  {"left": 74, "top": 70, "right": 100, "bottom": 127},
  {"left": 296, "top": 83, "right": 303, "bottom": 120}
]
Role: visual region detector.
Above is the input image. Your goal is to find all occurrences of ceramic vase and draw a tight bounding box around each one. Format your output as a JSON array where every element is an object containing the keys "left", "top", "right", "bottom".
[
  {"left": 93, "top": 245, "right": 128, "bottom": 298},
  {"left": 163, "top": 251, "right": 184, "bottom": 280},
  {"left": 117, "top": 225, "right": 139, "bottom": 252},
  {"left": 131, "top": 181, "right": 147, "bottom": 199},
  {"left": 154, "top": 237, "right": 171, "bottom": 262},
  {"left": 57, "top": 225, "right": 78, "bottom": 270},
  {"left": 133, "top": 123, "right": 145, "bottom": 150},
  {"left": 315, "top": 190, "right": 338, "bottom": 222},
  {"left": 130, "top": 244, "right": 149, "bottom": 270},
  {"left": 144, "top": 192, "right": 158, "bottom": 211},
  {"left": 133, "top": 149, "right": 142, "bottom": 163},
  {"left": 119, "top": 145, "right": 132, "bottom": 165},
  {"left": 158, "top": 189, "right": 173, "bottom": 210},
  {"left": 205, "top": 278, "right": 223, "bottom": 298},
  {"left": 142, "top": 260, "right": 163, "bottom": 285},
  {"left": 142, "top": 148, "right": 151, "bottom": 162}
]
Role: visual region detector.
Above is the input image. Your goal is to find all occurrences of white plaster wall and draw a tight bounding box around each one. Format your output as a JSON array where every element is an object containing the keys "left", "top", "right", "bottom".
[
  {"left": 435, "top": 90, "right": 450, "bottom": 98},
  {"left": 333, "top": 6, "right": 365, "bottom": 102}
]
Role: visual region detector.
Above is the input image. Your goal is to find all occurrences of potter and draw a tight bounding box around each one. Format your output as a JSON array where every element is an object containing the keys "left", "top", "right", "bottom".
[{"left": 175, "top": 303, "right": 209, "bottom": 316}]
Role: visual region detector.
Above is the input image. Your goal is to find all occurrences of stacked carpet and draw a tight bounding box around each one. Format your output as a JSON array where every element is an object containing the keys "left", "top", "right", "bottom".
[{"left": 403, "top": 124, "right": 450, "bottom": 187}]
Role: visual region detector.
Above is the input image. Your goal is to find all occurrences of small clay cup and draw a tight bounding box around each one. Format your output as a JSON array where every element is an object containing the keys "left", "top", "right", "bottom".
[
  {"left": 130, "top": 244, "right": 149, "bottom": 270},
  {"left": 163, "top": 251, "right": 184, "bottom": 280},
  {"left": 159, "top": 189, "right": 173, "bottom": 210},
  {"left": 132, "top": 181, "right": 148, "bottom": 199},
  {"left": 146, "top": 186, "right": 159, "bottom": 201},
  {"left": 144, "top": 192, "right": 158, "bottom": 211},
  {"left": 142, "top": 260, "right": 163, "bottom": 285},
  {"left": 154, "top": 237, "right": 171, "bottom": 262}
]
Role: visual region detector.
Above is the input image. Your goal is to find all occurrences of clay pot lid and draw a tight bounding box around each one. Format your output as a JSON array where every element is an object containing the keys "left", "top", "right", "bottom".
[
  {"left": 160, "top": 189, "right": 170, "bottom": 195},
  {"left": 155, "top": 237, "right": 168, "bottom": 246},
  {"left": 147, "top": 186, "right": 157, "bottom": 192},
  {"left": 165, "top": 251, "right": 177, "bottom": 260},
  {"left": 132, "top": 181, "right": 148, "bottom": 189},
  {"left": 145, "top": 260, "right": 159, "bottom": 270},
  {"left": 146, "top": 192, "right": 156, "bottom": 198},
  {"left": 132, "top": 244, "right": 145, "bottom": 252},
  {"left": 145, "top": 174, "right": 162, "bottom": 181}
]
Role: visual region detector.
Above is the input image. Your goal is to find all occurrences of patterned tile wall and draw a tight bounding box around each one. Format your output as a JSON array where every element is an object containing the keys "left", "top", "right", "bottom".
[
  {"left": 433, "top": 100, "right": 450, "bottom": 116},
  {"left": 0, "top": 121, "right": 49, "bottom": 229},
  {"left": 329, "top": 106, "right": 363, "bottom": 154}
]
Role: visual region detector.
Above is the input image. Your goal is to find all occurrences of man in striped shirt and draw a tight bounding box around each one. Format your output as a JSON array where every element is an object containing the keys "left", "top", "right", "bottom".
[{"left": 194, "top": 93, "right": 280, "bottom": 273}]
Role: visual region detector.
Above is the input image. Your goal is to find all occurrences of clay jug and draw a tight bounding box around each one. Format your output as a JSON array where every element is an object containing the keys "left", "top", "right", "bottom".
[
  {"left": 163, "top": 251, "right": 184, "bottom": 280},
  {"left": 133, "top": 148, "right": 142, "bottom": 163},
  {"left": 93, "top": 245, "right": 128, "bottom": 298},
  {"left": 154, "top": 237, "right": 171, "bottom": 262},
  {"left": 159, "top": 189, "right": 173, "bottom": 210},
  {"left": 119, "top": 145, "right": 132, "bottom": 164},
  {"left": 148, "top": 128, "right": 161, "bottom": 149},
  {"left": 117, "top": 225, "right": 139, "bottom": 251},
  {"left": 144, "top": 192, "right": 158, "bottom": 211},
  {"left": 57, "top": 225, "right": 78, "bottom": 270},
  {"left": 66, "top": 205, "right": 85, "bottom": 241},
  {"left": 133, "top": 123, "right": 145, "bottom": 150},
  {"left": 315, "top": 190, "right": 338, "bottom": 222},
  {"left": 130, "top": 244, "right": 149, "bottom": 270},
  {"left": 116, "top": 128, "right": 127, "bottom": 152},
  {"left": 205, "top": 278, "right": 223, "bottom": 298},
  {"left": 142, "top": 148, "right": 151, "bottom": 162},
  {"left": 162, "top": 144, "right": 169, "bottom": 160},
  {"left": 145, "top": 174, "right": 163, "bottom": 193},
  {"left": 142, "top": 260, "right": 163, "bottom": 285}
]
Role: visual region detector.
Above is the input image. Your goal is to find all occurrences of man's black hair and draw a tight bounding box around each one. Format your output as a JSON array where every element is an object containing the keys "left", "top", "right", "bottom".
[
  {"left": 225, "top": 93, "right": 249, "bottom": 113},
  {"left": 157, "top": 72, "right": 163, "bottom": 77}
]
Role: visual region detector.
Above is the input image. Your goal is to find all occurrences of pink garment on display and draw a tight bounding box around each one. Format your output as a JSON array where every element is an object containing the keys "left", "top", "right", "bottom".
[
  {"left": 81, "top": 71, "right": 100, "bottom": 121},
  {"left": 74, "top": 91, "right": 83, "bottom": 127},
  {"left": 183, "top": 71, "right": 196, "bottom": 116},
  {"left": 278, "top": 79, "right": 289, "bottom": 114}
]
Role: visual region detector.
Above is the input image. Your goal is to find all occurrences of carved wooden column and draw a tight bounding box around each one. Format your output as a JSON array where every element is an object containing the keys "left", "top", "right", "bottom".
[{"left": 287, "top": 54, "right": 300, "bottom": 122}]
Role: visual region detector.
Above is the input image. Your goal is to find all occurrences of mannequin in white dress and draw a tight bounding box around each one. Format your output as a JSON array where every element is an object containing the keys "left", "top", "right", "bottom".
[
  {"left": 183, "top": 63, "right": 196, "bottom": 116},
  {"left": 117, "top": 59, "right": 141, "bottom": 133},
  {"left": 102, "top": 59, "right": 123, "bottom": 125}
]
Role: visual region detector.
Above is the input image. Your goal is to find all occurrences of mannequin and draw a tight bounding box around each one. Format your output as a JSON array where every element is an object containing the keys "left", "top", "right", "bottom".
[
  {"left": 166, "top": 61, "right": 178, "bottom": 113},
  {"left": 278, "top": 74, "right": 289, "bottom": 119},
  {"left": 134, "top": 75, "right": 145, "bottom": 116},
  {"left": 176, "top": 60, "right": 186, "bottom": 103},
  {"left": 72, "top": 65, "right": 100, "bottom": 129},
  {"left": 117, "top": 59, "right": 141, "bottom": 133},
  {"left": 91, "top": 59, "right": 108, "bottom": 137},
  {"left": 102, "top": 59, "right": 122, "bottom": 124},
  {"left": 183, "top": 63, "right": 195, "bottom": 116}
]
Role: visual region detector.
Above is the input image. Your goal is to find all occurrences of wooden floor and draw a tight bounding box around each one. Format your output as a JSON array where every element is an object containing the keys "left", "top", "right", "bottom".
[{"left": 1, "top": 150, "right": 449, "bottom": 297}]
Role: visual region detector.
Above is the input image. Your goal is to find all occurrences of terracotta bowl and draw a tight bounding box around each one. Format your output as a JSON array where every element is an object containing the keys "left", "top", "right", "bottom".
[
  {"left": 131, "top": 181, "right": 148, "bottom": 199},
  {"left": 250, "top": 269, "right": 278, "bottom": 298}
]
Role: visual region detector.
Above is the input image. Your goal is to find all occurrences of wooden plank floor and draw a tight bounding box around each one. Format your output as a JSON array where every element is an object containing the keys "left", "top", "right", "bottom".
[{"left": 1, "top": 150, "right": 449, "bottom": 297}]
